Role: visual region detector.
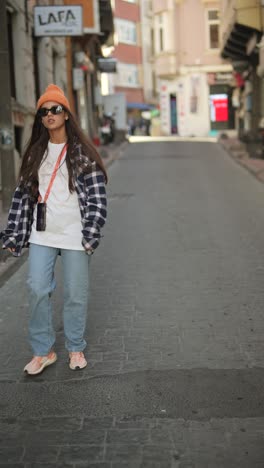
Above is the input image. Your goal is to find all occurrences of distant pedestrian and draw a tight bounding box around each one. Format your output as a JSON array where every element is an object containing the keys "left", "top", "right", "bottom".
[
  {"left": 0, "top": 84, "right": 107, "bottom": 375},
  {"left": 128, "top": 117, "right": 136, "bottom": 136}
]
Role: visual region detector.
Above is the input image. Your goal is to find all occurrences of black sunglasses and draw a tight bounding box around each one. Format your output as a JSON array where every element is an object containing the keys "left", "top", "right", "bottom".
[{"left": 38, "top": 105, "right": 65, "bottom": 117}]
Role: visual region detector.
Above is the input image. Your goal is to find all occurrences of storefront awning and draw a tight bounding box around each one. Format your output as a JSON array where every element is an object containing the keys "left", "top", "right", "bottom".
[
  {"left": 221, "top": 23, "right": 262, "bottom": 65},
  {"left": 97, "top": 58, "right": 117, "bottom": 73}
]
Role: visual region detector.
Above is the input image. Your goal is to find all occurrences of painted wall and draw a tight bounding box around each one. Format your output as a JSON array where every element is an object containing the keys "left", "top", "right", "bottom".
[
  {"left": 160, "top": 74, "right": 210, "bottom": 137},
  {"left": 37, "top": 37, "right": 67, "bottom": 95},
  {"left": 113, "top": 43, "right": 142, "bottom": 64},
  {"left": 177, "top": 0, "right": 224, "bottom": 68},
  {"left": 153, "top": 0, "right": 174, "bottom": 14},
  {"left": 11, "top": 2, "right": 36, "bottom": 110},
  {"left": 114, "top": 86, "right": 144, "bottom": 103},
  {"left": 114, "top": 0, "right": 140, "bottom": 21},
  {"left": 140, "top": 0, "right": 155, "bottom": 103},
  {"left": 112, "top": 0, "right": 144, "bottom": 104}
]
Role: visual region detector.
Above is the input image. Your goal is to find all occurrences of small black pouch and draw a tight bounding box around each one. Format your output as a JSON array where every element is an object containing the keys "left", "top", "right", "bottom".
[{"left": 36, "top": 202, "right": 47, "bottom": 231}]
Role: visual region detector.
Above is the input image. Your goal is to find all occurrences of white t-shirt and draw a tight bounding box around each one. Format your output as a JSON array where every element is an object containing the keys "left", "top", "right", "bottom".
[{"left": 29, "top": 141, "right": 84, "bottom": 250}]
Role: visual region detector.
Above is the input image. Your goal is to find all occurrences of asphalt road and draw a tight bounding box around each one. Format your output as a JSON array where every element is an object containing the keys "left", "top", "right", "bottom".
[{"left": 1, "top": 140, "right": 264, "bottom": 467}]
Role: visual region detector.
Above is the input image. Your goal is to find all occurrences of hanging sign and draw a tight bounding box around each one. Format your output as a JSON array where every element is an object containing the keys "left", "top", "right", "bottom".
[
  {"left": 34, "top": 6, "right": 83, "bottom": 36},
  {"left": 97, "top": 58, "right": 117, "bottom": 73}
]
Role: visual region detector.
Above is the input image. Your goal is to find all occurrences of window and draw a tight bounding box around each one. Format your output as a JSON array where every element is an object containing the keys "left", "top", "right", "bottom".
[
  {"left": 115, "top": 18, "right": 137, "bottom": 45},
  {"left": 150, "top": 28, "right": 155, "bottom": 56},
  {"left": 155, "top": 13, "right": 164, "bottom": 53},
  {"left": 116, "top": 63, "right": 139, "bottom": 87},
  {"left": 207, "top": 9, "right": 220, "bottom": 49}
]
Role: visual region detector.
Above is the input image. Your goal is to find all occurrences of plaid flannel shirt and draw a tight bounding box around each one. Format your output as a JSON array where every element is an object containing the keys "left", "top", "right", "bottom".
[{"left": 0, "top": 160, "right": 107, "bottom": 257}]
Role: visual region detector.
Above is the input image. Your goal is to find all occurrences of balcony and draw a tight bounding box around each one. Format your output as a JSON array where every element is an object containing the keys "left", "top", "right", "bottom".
[
  {"left": 154, "top": 52, "right": 178, "bottom": 78},
  {"left": 153, "top": 0, "right": 174, "bottom": 14},
  {"left": 221, "top": 0, "right": 263, "bottom": 65}
]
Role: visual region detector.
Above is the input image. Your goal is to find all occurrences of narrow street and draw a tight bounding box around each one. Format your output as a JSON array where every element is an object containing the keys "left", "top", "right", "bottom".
[{"left": 1, "top": 140, "right": 264, "bottom": 467}]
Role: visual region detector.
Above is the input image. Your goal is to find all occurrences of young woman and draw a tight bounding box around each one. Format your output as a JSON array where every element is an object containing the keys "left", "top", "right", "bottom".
[{"left": 0, "top": 84, "right": 107, "bottom": 375}]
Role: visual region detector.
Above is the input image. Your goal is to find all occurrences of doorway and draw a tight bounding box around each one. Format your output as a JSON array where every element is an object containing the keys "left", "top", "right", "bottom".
[{"left": 170, "top": 94, "right": 178, "bottom": 134}]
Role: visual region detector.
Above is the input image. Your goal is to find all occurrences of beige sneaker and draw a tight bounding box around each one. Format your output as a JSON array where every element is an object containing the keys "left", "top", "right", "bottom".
[
  {"left": 24, "top": 352, "right": 57, "bottom": 375},
  {"left": 69, "top": 351, "right": 87, "bottom": 370}
]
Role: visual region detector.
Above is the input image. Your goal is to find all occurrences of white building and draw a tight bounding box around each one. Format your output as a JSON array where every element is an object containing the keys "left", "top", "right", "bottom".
[{"left": 152, "top": 0, "right": 233, "bottom": 137}]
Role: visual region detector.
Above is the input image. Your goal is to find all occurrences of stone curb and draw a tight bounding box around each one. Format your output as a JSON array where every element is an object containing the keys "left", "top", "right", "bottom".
[
  {"left": 0, "top": 141, "right": 128, "bottom": 288},
  {"left": 219, "top": 138, "right": 264, "bottom": 184}
]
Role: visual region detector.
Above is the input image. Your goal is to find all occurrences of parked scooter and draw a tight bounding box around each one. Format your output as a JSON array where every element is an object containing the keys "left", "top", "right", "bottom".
[{"left": 99, "top": 113, "right": 115, "bottom": 145}]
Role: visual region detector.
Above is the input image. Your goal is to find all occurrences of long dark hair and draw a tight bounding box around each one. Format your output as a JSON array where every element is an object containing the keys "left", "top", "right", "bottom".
[{"left": 19, "top": 109, "right": 108, "bottom": 193}]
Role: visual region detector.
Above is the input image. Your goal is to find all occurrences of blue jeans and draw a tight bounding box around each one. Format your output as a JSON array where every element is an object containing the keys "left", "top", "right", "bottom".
[{"left": 27, "top": 244, "right": 91, "bottom": 356}]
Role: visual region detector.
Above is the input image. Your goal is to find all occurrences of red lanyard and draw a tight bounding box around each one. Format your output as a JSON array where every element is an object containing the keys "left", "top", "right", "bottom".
[{"left": 38, "top": 143, "right": 68, "bottom": 203}]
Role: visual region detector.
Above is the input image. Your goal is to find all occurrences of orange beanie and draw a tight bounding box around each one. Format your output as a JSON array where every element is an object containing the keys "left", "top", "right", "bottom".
[{"left": 37, "top": 84, "right": 70, "bottom": 111}]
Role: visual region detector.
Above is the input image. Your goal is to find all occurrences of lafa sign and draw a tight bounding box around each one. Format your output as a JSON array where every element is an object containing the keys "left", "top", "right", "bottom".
[{"left": 34, "top": 5, "right": 83, "bottom": 36}]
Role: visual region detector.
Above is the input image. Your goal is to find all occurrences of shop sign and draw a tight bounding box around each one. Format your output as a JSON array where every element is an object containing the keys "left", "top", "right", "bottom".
[
  {"left": 177, "top": 81, "right": 186, "bottom": 135},
  {"left": 215, "top": 73, "right": 233, "bottom": 83},
  {"left": 159, "top": 82, "right": 170, "bottom": 134},
  {"left": 34, "top": 6, "right": 83, "bottom": 36},
  {"left": 209, "top": 94, "right": 228, "bottom": 122},
  {"left": 73, "top": 68, "right": 84, "bottom": 90},
  {"left": 190, "top": 76, "right": 200, "bottom": 114},
  {"left": 208, "top": 73, "right": 233, "bottom": 85}
]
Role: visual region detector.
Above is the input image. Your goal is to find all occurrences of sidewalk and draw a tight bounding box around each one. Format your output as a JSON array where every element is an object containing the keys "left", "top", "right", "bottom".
[
  {"left": 0, "top": 141, "right": 128, "bottom": 285},
  {"left": 219, "top": 135, "right": 264, "bottom": 183}
]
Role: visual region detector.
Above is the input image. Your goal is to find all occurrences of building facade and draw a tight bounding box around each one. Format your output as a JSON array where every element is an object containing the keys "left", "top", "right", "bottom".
[
  {"left": 0, "top": 0, "right": 65, "bottom": 209},
  {"left": 0, "top": 0, "right": 114, "bottom": 210},
  {"left": 220, "top": 0, "right": 264, "bottom": 155},
  {"left": 151, "top": 0, "right": 233, "bottom": 137},
  {"left": 140, "top": 0, "right": 157, "bottom": 106},
  {"left": 110, "top": 0, "right": 144, "bottom": 109}
]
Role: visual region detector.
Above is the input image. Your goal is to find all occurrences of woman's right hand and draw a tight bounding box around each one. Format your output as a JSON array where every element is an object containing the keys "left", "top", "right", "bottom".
[{"left": 7, "top": 248, "right": 15, "bottom": 253}]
